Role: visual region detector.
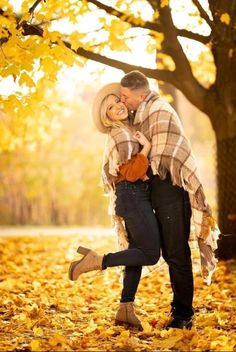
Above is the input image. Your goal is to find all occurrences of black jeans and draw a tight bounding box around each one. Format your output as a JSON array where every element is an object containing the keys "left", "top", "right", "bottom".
[
  {"left": 102, "top": 180, "right": 160, "bottom": 302},
  {"left": 150, "top": 172, "right": 194, "bottom": 318}
]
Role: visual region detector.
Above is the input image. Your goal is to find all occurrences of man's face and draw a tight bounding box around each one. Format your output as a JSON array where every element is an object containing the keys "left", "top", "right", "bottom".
[{"left": 120, "top": 86, "right": 145, "bottom": 111}]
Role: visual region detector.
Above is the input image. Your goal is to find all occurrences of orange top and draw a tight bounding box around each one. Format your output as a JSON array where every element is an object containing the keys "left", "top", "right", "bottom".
[{"left": 115, "top": 153, "right": 149, "bottom": 184}]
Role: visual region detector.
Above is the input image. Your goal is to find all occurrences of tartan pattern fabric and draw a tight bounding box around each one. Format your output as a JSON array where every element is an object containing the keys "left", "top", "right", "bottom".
[
  {"left": 133, "top": 91, "right": 220, "bottom": 285},
  {"left": 102, "top": 126, "right": 140, "bottom": 192}
]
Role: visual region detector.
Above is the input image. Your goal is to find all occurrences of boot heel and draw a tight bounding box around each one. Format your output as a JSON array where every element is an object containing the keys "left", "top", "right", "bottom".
[
  {"left": 68, "top": 261, "right": 77, "bottom": 281},
  {"left": 77, "top": 246, "right": 90, "bottom": 255}
]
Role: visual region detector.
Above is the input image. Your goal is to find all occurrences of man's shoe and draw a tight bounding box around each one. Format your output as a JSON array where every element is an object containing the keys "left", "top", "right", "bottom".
[{"left": 165, "top": 316, "right": 192, "bottom": 330}]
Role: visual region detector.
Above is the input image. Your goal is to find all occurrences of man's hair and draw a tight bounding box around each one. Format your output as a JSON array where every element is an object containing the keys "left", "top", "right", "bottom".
[{"left": 121, "top": 70, "right": 149, "bottom": 92}]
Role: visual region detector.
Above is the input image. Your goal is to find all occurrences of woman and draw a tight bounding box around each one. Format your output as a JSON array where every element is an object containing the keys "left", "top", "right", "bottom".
[{"left": 68, "top": 83, "right": 161, "bottom": 330}]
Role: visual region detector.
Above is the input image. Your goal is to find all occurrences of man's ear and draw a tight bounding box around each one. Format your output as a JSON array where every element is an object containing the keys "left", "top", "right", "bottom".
[{"left": 140, "top": 94, "right": 146, "bottom": 102}]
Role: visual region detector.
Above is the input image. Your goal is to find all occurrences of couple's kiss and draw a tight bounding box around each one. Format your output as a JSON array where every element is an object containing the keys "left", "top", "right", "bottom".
[{"left": 69, "top": 70, "right": 219, "bottom": 331}]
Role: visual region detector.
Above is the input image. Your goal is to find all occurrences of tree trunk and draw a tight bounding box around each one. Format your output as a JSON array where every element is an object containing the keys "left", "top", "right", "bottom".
[{"left": 216, "top": 136, "right": 236, "bottom": 259}]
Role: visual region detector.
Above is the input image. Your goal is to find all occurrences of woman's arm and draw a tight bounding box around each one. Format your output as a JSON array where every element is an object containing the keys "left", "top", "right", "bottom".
[
  {"left": 117, "top": 132, "right": 151, "bottom": 182},
  {"left": 118, "top": 154, "right": 149, "bottom": 182}
]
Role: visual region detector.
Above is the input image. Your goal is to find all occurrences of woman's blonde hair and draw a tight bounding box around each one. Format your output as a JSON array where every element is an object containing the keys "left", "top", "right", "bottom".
[{"left": 100, "top": 94, "right": 127, "bottom": 131}]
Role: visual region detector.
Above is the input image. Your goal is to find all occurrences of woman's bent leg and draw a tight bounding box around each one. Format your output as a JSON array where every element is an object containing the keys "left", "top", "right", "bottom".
[{"left": 103, "top": 182, "right": 161, "bottom": 268}]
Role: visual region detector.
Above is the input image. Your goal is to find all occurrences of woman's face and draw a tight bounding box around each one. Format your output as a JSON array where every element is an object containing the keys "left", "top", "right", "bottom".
[{"left": 106, "top": 94, "right": 128, "bottom": 121}]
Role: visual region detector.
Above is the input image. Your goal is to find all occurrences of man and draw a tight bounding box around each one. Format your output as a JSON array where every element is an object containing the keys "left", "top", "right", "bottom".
[{"left": 120, "top": 70, "right": 218, "bottom": 329}]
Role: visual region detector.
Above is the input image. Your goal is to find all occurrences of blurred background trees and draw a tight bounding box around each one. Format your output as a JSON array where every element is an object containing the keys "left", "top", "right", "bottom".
[{"left": 0, "top": 78, "right": 109, "bottom": 225}]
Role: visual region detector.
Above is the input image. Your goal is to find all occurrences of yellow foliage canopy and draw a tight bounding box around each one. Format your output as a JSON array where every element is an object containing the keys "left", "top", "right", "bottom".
[{"left": 0, "top": 0, "right": 219, "bottom": 154}]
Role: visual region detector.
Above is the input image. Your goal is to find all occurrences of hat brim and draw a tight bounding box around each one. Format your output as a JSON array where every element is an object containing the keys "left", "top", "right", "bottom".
[{"left": 92, "top": 83, "right": 121, "bottom": 133}]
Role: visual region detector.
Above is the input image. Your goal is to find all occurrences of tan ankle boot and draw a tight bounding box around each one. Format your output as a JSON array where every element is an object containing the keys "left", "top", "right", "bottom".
[
  {"left": 115, "top": 302, "right": 143, "bottom": 330},
  {"left": 68, "top": 246, "right": 103, "bottom": 281}
]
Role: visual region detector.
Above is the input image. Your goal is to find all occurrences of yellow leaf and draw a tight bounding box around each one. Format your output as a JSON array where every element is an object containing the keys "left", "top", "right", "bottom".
[
  {"left": 0, "top": 15, "right": 11, "bottom": 27},
  {"left": 48, "top": 333, "right": 66, "bottom": 347},
  {"left": 110, "top": 19, "right": 130, "bottom": 34},
  {"left": 126, "top": 15, "right": 145, "bottom": 26},
  {"left": 142, "top": 321, "right": 153, "bottom": 333},
  {"left": 40, "top": 57, "right": 59, "bottom": 75},
  {"left": 83, "top": 319, "right": 98, "bottom": 334},
  {"left": 48, "top": 31, "right": 61, "bottom": 42},
  {"left": 33, "top": 42, "right": 49, "bottom": 57},
  {"left": 220, "top": 13, "right": 230, "bottom": 25},
  {"left": 69, "top": 32, "right": 86, "bottom": 51},
  {"left": 118, "top": 330, "right": 130, "bottom": 343},
  {"left": 62, "top": 49, "right": 76, "bottom": 66},
  {"left": 159, "top": 331, "right": 183, "bottom": 349},
  {"left": 50, "top": 45, "right": 75, "bottom": 67},
  {"left": 109, "top": 33, "right": 130, "bottom": 51},
  {"left": 105, "top": 327, "right": 116, "bottom": 335},
  {"left": 160, "top": 329, "right": 170, "bottom": 338},
  {"left": 210, "top": 336, "right": 233, "bottom": 350},
  {"left": 153, "top": 10, "right": 160, "bottom": 20},
  {"left": 160, "top": 0, "right": 169, "bottom": 8},
  {"left": 18, "top": 72, "right": 35, "bottom": 87},
  {"left": 30, "top": 339, "right": 41, "bottom": 351},
  {"left": 19, "top": 13, "right": 31, "bottom": 24},
  {"left": 1, "top": 64, "right": 20, "bottom": 78},
  {"left": 2, "top": 36, "right": 20, "bottom": 58},
  {"left": 33, "top": 327, "right": 44, "bottom": 337},
  {"left": 50, "top": 45, "right": 65, "bottom": 59},
  {"left": 34, "top": 13, "right": 47, "bottom": 23}
]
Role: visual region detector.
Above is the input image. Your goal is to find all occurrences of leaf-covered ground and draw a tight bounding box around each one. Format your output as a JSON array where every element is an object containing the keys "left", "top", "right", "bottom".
[{"left": 0, "top": 230, "right": 235, "bottom": 351}]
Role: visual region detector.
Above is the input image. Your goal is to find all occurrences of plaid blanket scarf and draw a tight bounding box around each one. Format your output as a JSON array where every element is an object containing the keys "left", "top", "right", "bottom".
[
  {"left": 102, "top": 126, "right": 140, "bottom": 190},
  {"left": 133, "top": 91, "right": 220, "bottom": 285}
]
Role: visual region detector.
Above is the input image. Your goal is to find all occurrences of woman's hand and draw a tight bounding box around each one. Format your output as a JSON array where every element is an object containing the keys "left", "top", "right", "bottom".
[
  {"left": 133, "top": 131, "right": 150, "bottom": 147},
  {"left": 134, "top": 131, "right": 151, "bottom": 157}
]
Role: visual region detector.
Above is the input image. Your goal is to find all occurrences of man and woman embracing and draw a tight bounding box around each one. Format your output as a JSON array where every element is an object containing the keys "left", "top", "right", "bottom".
[{"left": 68, "top": 70, "right": 219, "bottom": 331}]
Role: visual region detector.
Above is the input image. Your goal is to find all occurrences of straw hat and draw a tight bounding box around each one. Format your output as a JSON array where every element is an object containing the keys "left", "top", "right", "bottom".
[{"left": 92, "top": 82, "right": 120, "bottom": 133}]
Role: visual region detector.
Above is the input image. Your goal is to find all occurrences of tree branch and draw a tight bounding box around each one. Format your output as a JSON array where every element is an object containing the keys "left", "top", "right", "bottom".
[
  {"left": 177, "top": 28, "right": 210, "bottom": 44},
  {"left": 75, "top": 47, "right": 176, "bottom": 84},
  {"left": 87, "top": 0, "right": 160, "bottom": 31},
  {"left": 29, "top": 0, "right": 45, "bottom": 14},
  {"left": 0, "top": 5, "right": 210, "bottom": 45},
  {"left": 22, "top": 21, "right": 208, "bottom": 110},
  {"left": 21, "top": 22, "right": 44, "bottom": 36},
  {"left": 0, "top": 10, "right": 209, "bottom": 113},
  {"left": 87, "top": 0, "right": 210, "bottom": 44},
  {"left": 0, "top": 17, "right": 176, "bottom": 85},
  {"left": 192, "top": 0, "right": 214, "bottom": 30},
  {"left": 157, "top": 6, "right": 194, "bottom": 76},
  {"left": 150, "top": 2, "right": 209, "bottom": 110}
]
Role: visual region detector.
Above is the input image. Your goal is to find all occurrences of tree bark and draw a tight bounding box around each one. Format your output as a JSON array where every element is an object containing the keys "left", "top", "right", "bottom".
[{"left": 216, "top": 135, "right": 236, "bottom": 258}]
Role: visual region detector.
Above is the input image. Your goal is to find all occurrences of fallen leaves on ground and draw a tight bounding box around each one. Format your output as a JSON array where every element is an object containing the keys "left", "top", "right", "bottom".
[{"left": 0, "top": 231, "right": 235, "bottom": 351}]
